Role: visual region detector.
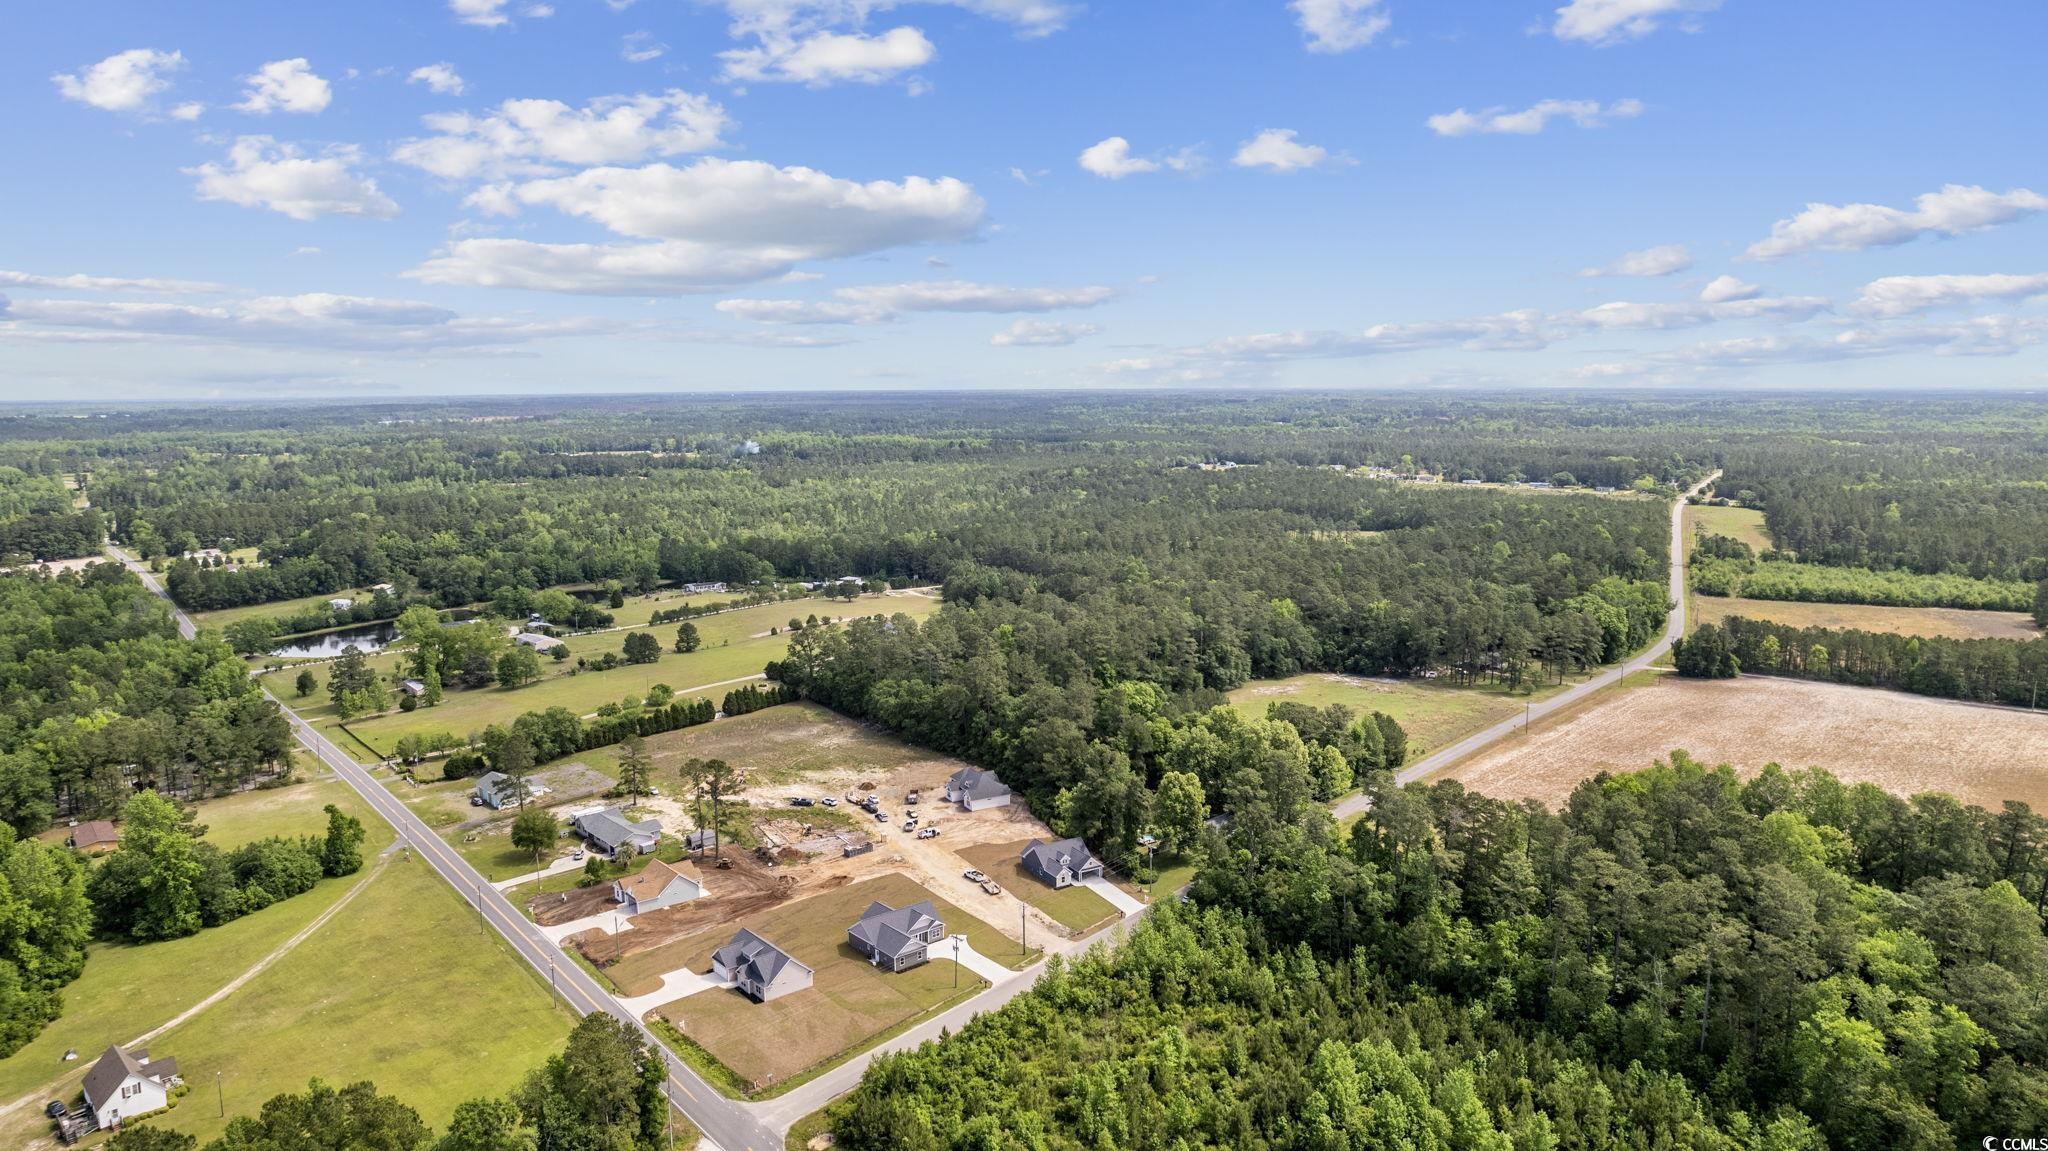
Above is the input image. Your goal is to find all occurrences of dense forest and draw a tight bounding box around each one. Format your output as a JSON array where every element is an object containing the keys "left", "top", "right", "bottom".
[
  {"left": 1678, "top": 617, "right": 2048, "bottom": 707},
  {"left": 830, "top": 756, "right": 2048, "bottom": 1150}
]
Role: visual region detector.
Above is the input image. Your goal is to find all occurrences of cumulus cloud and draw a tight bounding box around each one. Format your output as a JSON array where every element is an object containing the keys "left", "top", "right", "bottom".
[
  {"left": 188, "top": 137, "right": 400, "bottom": 221},
  {"left": 1698, "top": 274, "right": 1763, "bottom": 303},
  {"left": 992, "top": 319, "right": 1099, "bottom": 346},
  {"left": 1853, "top": 273, "right": 2048, "bottom": 318},
  {"left": 53, "top": 48, "right": 186, "bottom": 114},
  {"left": 1079, "top": 137, "right": 1156, "bottom": 179},
  {"left": 722, "top": 26, "right": 934, "bottom": 84},
  {"left": 234, "top": 59, "right": 333, "bottom": 115},
  {"left": 452, "top": 0, "right": 513, "bottom": 25},
  {"left": 393, "top": 91, "right": 732, "bottom": 181},
  {"left": 1232, "top": 129, "right": 1335, "bottom": 172},
  {"left": 1290, "top": 0, "right": 1391, "bottom": 52},
  {"left": 408, "top": 63, "right": 466, "bottom": 95},
  {"left": 1746, "top": 184, "right": 2048, "bottom": 260},
  {"left": 1428, "top": 98, "right": 1643, "bottom": 136},
  {"left": 406, "top": 157, "right": 984, "bottom": 294},
  {"left": 0, "top": 270, "right": 226, "bottom": 294},
  {"left": 1552, "top": 0, "right": 1721, "bottom": 45},
  {"left": 1581, "top": 244, "right": 1692, "bottom": 278},
  {"left": 720, "top": 279, "right": 1114, "bottom": 323}
]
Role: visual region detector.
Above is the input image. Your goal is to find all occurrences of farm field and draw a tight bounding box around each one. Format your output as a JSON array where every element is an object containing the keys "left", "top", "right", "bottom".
[
  {"left": 1229, "top": 673, "right": 1573, "bottom": 760},
  {"left": 1441, "top": 675, "right": 2048, "bottom": 812},
  {"left": 339, "top": 592, "right": 940, "bottom": 756},
  {"left": 126, "top": 857, "right": 575, "bottom": 1147},
  {"left": 635, "top": 874, "right": 987, "bottom": 1092},
  {"left": 1691, "top": 595, "right": 2040, "bottom": 641},
  {"left": 1684, "top": 503, "right": 1773, "bottom": 552},
  {"left": 957, "top": 840, "right": 1118, "bottom": 936}
]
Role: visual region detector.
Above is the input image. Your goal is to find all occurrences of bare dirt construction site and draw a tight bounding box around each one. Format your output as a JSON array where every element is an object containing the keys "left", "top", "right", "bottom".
[{"left": 1443, "top": 675, "right": 2048, "bottom": 812}]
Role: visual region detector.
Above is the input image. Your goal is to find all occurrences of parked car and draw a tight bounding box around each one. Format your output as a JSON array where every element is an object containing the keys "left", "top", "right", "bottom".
[
  {"left": 873, "top": 811, "right": 888, "bottom": 822},
  {"left": 905, "top": 789, "right": 921, "bottom": 805},
  {"left": 917, "top": 827, "right": 941, "bottom": 839},
  {"left": 789, "top": 797, "right": 814, "bottom": 807},
  {"left": 44, "top": 1101, "right": 65, "bottom": 1120},
  {"left": 980, "top": 880, "right": 1003, "bottom": 895},
  {"left": 572, "top": 847, "right": 586, "bottom": 861},
  {"left": 469, "top": 795, "right": 484, "bottom": 807},
  {"left": 963, "top": 869, "right": 987, "bottom": 883},
  {"left": 901, "top": 820, "right": 917, "bottom": 832},
  {"left": 820, "top": 797, "right": 838, "bottom": 807}
]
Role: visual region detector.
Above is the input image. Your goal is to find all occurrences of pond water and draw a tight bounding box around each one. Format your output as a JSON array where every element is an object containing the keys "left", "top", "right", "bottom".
[{"left": 270, "top": 622, "right": 399, "bottom": 660}]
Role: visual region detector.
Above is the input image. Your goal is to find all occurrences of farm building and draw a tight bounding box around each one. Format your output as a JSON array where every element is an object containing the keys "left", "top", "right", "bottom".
[
  {"left": 944, "top": 766, "right": 1012, "bottom": 811},
  {"left": 847, "top": 900, "right": 946, "bottom": 973},
  {"left": 613, "top": 858, "right": 705, "bottom": 915},
  {"left": 513, "top": 631, "right": 563, "bottom": 652},
  {"left": 81, "top": 1045, "right": 179, "bottom": 1130},
  {"left": 710, "top": 929, "right": 813, "bottom": 1002},
  {"left": 1020, "top": 838, "right": 1104, "bottom": 889}
]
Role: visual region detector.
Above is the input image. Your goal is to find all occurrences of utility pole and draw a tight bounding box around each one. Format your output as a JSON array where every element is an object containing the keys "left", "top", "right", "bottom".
[
  {"left": 952, "top": 936, "right": 960, "bottom": 989},
  {"left": 216, "top": 1071, "right": 223, "bottom": 1118},
  {"left": 1020, "top": 903, "right": 1027, "bottom": 958}
]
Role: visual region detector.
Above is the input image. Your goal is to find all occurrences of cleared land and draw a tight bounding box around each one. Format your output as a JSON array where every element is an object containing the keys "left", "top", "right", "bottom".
[
  {"left": 957, "top": 840, "right": 1117, "bottom": 936},
  {"left": 581, "top": 700, "right": 950, "bottom": 788},
  {"left": 1692, "top": 596, "right": 2039, "bottom": 641},
  {"left": 1685, "top": 503, "right": 1773, "bottom": 552},
  {"left": 639, "top": 874, "right": 986, "bottom": 1091},
  {"left": 1230, "top": 673, "right": 1568, "bottom": 760},
  {"left": 1442, "top": 676, "right": 2048, "bottom": 812}
]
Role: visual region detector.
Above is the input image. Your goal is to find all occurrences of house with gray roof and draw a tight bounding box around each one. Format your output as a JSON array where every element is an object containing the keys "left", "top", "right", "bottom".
[
  {"left": 710, "top": 929, "right": 813, "bottom": 1002},
  {"left": 1020, "top": 837, "right": 1104, "bottom": 889},
  {"left": 572, "top": 807, "right": 662, "bottom": 857},
  {"left": 513, "top": 631, "right": 563, "bottom": 651},
  {"left": 474, "top": 771, "right": 550, "bottom": 810},
  {"left": 82, "top": 1045, "right": 179, "bottom": 1130},
  {"left": 944, "top": 765, "right": 1012, "bottom": 811},
  {"left": 847, "top": 900, "right": 946, "bottom": 972}
]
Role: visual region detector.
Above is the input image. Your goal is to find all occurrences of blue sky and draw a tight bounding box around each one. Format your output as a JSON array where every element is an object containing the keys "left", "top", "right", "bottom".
[{"left": 4, "top": 0, "right": 2046, "bottom": 399}]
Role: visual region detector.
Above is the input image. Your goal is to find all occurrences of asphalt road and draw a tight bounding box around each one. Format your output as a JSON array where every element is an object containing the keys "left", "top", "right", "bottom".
[{"left": 1331, "top": 470, "right": 1721, "bottom": 818}]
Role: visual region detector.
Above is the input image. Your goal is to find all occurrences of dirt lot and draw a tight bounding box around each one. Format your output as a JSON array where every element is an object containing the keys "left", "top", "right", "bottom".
[
  {"left": 1443, "top": 676, "right": 2048, "bottom": 812},
  {"left": 1692, "top": 596, "right": 2040, "bottom": 641}
]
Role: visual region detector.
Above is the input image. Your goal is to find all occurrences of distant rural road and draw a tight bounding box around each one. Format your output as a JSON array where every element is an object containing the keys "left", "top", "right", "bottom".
[{"left": 1332, "top": 469, "right": 1721, "bottom": 819}]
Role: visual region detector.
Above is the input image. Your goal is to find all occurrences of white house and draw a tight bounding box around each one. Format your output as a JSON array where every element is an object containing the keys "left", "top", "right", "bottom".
[
  {"left": 326, "top": 597, "right": 355, "bottom": 611},
  {"left": 613, "top": 858, "right": 705, "bottom": 915},
  {"left": 82, "top": 1045, "right": 179, "bottom": 1130},
  {"left": 944, "top": 766, "right": 1013, "bottom": 811}
]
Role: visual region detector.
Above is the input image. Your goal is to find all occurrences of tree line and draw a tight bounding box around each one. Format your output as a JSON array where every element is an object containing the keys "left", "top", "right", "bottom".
[{"left": 1679, "top": 617, "right": 2048, "bottom": 707}]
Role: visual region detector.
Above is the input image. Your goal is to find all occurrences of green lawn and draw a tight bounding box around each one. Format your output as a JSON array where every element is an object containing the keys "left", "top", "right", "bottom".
[
  {"left": 628, "top": 874, "right": 991, "bottom": 1093},
  {"left": 138, "top": 856, "right": 576, "bottom": 1145},
  {"left": 339, "top": 594, "right": 939, "bottom": 757},
  {"left": 958, "top": 841, "right": 1118, "bottom": 936},
  {"left": 581, "top": 701, "right": 956, "bottom": 788},
  {"left": 185, "top": 774, "right": 380, "bottom": 851},
  {"left": 1228, "top": 673, "right": 1573, "bottom": 762},
  {"left": 1685, "top": 503, "right": 1773, "bottom": 553},
  {"left": 191, "top": 588, "right": 389, "bottom": 631}
]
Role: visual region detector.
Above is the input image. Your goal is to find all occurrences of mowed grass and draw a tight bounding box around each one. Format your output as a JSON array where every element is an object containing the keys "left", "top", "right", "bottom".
[
  {"left": 1228, "top": 673, "right": 1566, "bottom": 761},
  {"left": 957, "top": 841, "right": 1118, "bottom": 936},
  {"left": 139, "top": 857, "right": 576, "bottom": 1146},
  {"left": 191, "top": 588, "right": 388, "bottom": 631},
  {"left": 342, "top": 595, "right": 938, "bottom": 757},
  {"left": 1692, "top": 595, "right": 2040, "bottom": 641},
  {"left": 186, "top": 773, "right": 380, "bottom": 850},
  {"left": 583, "top": 701, "right": 951, "bottom": 787},
  {"left": 1685, "top": 503, "right": 1773, "bottom": 553},
  {"left": 636, "top": 875, "right": 988, "bottom": 1091}
]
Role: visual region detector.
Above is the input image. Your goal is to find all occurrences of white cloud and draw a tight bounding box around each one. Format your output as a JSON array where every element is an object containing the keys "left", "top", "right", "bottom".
[
  {"left": 1699, "top": 274, "right": 1762, "bottom": 303},
  {"left": 1552, "top": 0, "right": 1720, "bottom": 45},
  {"left": 721, "top": 279, "right": 1114, "bottom": 323},
  {"left": 188, "top": 137, "right": 400, "bottom": 221},
  {"left": 1746, "top": 185, "right": 2048, "bottom": 260},
  {"left": 408, "top": 63, "right": 467, "bottom": 95},
  {"left": 1080, "top": 137, "right": 1160, "bottom": 179},
  {"left": 0, "top": 292, "right": 596, "bottom": 352},
  {"left": 1428, "top": 98, "right": 1643, "bottom": 136},
  {"left": 1290, "top": 0, "right": 1391, "bottom": 53},
  {"left": 622, "top": 32, "right": 669, "bottom": 62},
  {"left": 170, "top": 101, "right": 206, "bottom": 121},
  {"left": 992, "top": 319, "right": 1099, "bottom": 346},
  {"left": 1853, "top": 273, "right": 2048, "bottom": 318},
  {"left": 53, "top": 48, "right": 185, "bottom": 114},
  {"left": 1232, "top": 129, "right": 1335, "bottom": 173},
  {"left": 452, "top": 0, "right": 513, "bottom": 26},
  {"left": 1581, "top": 316, "right": 2048, "bottom": 379},
  {"left": 722, "top": 26, "right": 934, "bottom": 84},
  {"left": 406, "top": 157, "right": 984, "bottom": 294},
  {"left": 393, "top": 91, "right": 732, "bottom": 180},
  {"left": 0, "top": 270, "right": 225, "bottom": 294},
  {"left": 235, "top": 59, "right": 334, "bottom": 115},
  {"left": 1581, "top": 244, "right": 1692, "bottom": 277}
]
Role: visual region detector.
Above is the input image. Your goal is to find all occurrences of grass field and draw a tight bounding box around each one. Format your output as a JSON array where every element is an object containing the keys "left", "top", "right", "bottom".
[
  {"left": 138, "top": 856, "right": 576, "bottom": 1145},
  {"left": 185, "top": 774, "right": 381, "bottom": 850},
  {"left": 1229, "top": 673, "right": 1572, "bottom": 761},
  {"left": 957, "top": 841, "right": 1117, "bottom": 936},
  {"left": 1442, "top": 675, "right": 2048, "bottom": 813},
  {"left": 1685, "top": 504, "right": 1773, "bottom": 553},
  {"left": 634, "top": 874, "right": 987, "bottom": 1092},
  {"left": 1691, "top": 595, "right": 2039, "bottom": 641},
  {"left": 580, "top": 701, "right": 950, "bottom": 787},
  {"left": 191, "top": 588, "right": 389, "bottom": 631},
  {"left": 340, "top": 594, "right": 939, "bottom": 757}
]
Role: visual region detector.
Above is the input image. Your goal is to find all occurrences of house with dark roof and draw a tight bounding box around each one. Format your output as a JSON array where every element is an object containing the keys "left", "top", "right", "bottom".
[
  {"left": 1020, "top": 837, "right": 1104, "bottom": 889},
  {"left": 82, "top": 1045, "right": 179, "bottom": 1130},
  {"left": 474, "top": 771, "right": 550, "bottom": 810},
  {"left": 710, "top": 929, "right": 813, "bottom": 1002},
  {"left": 613, "top": 858, "right": 704, "bottom": 915},
  {"left": 573, "top": 807, "right": 662, "bottom": 857},
  {"left": 684, "top": 828, "right": 719, "bottom": 853},
  {"left": 847, "top": 900, "right": 946, "bottom": 972},
  {"left": 943, "top": 766, "right": 1012, "bottom": 811},
  {"left": 68, "top": 820, "right": 120, "bottom": 854}
]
